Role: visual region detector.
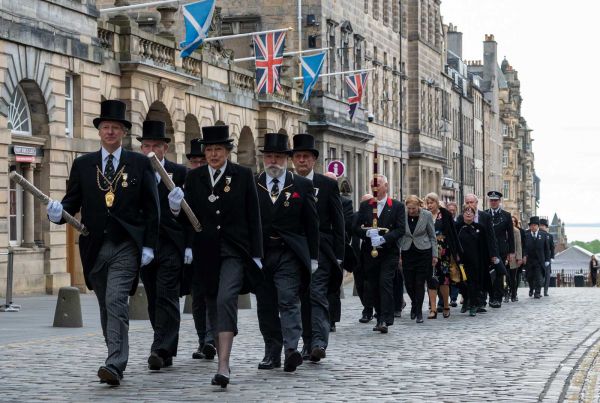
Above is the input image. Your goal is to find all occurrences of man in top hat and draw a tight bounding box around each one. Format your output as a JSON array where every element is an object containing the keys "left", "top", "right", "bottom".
[
  {"left": 290, "top": 133, "right": 344, "bottom": 363},
  {"left": 187, "top": 138, "right": 206, "bottom": 169},
  {"left": 169, "top": 125, "right": 263, "bottom": 388},
  {"left": 539, "top": 218, "right": 555, "bottom": 296},
  {"left": 523, "top": 216, "right": 551, "bottom": 299},
  {"left": 485, "top": 191, "right": 515, "bottom": 307},
  {"left": 183, "top": 138, "right": 215, "bottom": 360},
  {"left": 46, "top": 100, "right": 159, "bottom": 385},
  {"left": 353, "top": 175, "right": 405, "bottom": 333},
  {"left": 255, "top": 132, "right": 319, "bottom": 373},
  {"left": 137, "top": 120, "right": 190, "bottom": 370}
]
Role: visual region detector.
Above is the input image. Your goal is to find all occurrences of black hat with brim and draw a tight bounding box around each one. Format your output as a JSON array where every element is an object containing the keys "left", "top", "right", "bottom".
[
  {"left": 529, "top": 216, "right": 540, "bottom": 226},
  {"left": 93, "top": 100, "right": 132, "bottom": 130},
  {"left": 259, "top": 133, "right": 291, "bottom": 154},
  {"left": 291, "top": 133, "right": 319, "bottom": 158},
  {"left": 540, "top": 218, "right": 549, "bottom": 226},
  {"left": 186, "top": 138, "right": 205, "bottom": 159},
  {"left": 136, "top": 120, "right": 171, "bottom": 143},
  {"left": 200, "top": 125, "right": 234, "bottom": 147}
]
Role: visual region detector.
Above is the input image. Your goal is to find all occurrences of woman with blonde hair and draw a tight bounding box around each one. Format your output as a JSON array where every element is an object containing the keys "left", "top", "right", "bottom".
[{"left": 400, "top": 195, "right": 437, "bottom": 323}]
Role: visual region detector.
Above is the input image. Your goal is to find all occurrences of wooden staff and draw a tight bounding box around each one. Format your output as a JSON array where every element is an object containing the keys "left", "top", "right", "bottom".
[
  {"left": 147, "top": 152, "right": 202, "bottom": 232},
  {"left": 9, "top": 171, "right": 89, "bottom": 236}
]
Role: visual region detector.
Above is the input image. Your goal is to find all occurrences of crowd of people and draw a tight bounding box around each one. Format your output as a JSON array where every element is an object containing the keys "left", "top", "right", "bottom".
[{"left": 44, "top": 99, "right": 557, "bottom": 389}]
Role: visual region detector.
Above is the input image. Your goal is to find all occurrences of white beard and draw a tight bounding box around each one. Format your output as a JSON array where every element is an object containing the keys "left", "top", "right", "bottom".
[{"left": 266, "top": 164, "right": 286, "bottom": 178}]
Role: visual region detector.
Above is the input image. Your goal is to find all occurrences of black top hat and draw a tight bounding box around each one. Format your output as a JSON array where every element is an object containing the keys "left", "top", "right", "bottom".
[
  {"left": 186, "top": 138, "right": 205, "bottom": 160},
  {"left": 200, "top": 125, "right": 234, "bottom": 147},
  {"left": 291, "top": 133, "right": 319, "bottom": 158},
  {"left": 93, "top": 100, "right": 132, "bottom": 130},
  {"left": 260, "top": 133, "right": 291, "bottom": 154},
  {"left": 487, "top": 190, "right": 503, "bottom": 200},
  {"left": 136, "top": 120, "right": 170, "bottom": 143},
  {"left": 539, "top": 218, "right": 549, "bottom": 226},
  {"left": 529, "top": 216, "right": 540, "bottom": 226}
]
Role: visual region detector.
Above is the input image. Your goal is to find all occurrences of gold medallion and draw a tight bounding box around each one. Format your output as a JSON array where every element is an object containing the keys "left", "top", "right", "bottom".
[
  {"left": 224, "top": 186, "right": 231, "bottom": 193},
  {"left": 105, "top": 191, "right": 115, "bottom": 207}
]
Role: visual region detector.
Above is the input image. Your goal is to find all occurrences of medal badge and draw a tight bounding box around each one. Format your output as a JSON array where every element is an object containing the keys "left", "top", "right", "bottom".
[
  {"left": 208, "top": 194, "right": 218, "bottom": 203},
  {"left": 121, "top": 172, "right": 128, "bottom": 188},
  {"left": 284, "top": 192, "right": 291, "bottom": 207},
  {"left": 314, "top": 187, "right": 319, "bottom": 202},
  {"left": 105, "top": 191, "right": 115, "bottom": 207},
  {"left": 224, "top": 176, "right": 232, "bottom": 193}
]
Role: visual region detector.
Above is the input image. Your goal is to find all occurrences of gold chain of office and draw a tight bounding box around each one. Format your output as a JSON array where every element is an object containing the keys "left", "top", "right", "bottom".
[{"left": 96, "top": 166, "right": 125, "bottom": 207}]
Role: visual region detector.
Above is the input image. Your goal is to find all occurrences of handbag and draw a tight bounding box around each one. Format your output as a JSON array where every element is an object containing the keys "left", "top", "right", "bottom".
[{"left": 449, "top": 257, "right": 462, "bottom": 283}]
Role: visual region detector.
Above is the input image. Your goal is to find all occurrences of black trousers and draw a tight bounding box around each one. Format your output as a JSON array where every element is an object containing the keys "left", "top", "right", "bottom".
[
  {"left": 526, "top": 261, "right": 544, "bottom": 296},
  {"left": 402, "top": 249, "right": 431, "bottom": 316},
  {"left": 508, "top": 268, "right": 519, "bottom": 299},
  {"left": 301, "top": 254, "right": 334, "bottom": 350},
  {"left": 393, "top": 269, "right": 404, "bottom": 312},
  {"left": 353, "top": 258, "right": 372, "bottom": 317},
  {"left": 256, "top": 246, "right": 303, "bottom": 359},
  {"left": 191, "top": 263, "right": 214, "bottom": 347},
  {"left": 491, "top": 256, "right": 508, "bottom": 303},
  {"left": 364, "top": 251, "right": 398, "bottom": 324},
  {"left": 140, "top": 238, "right": 182, "bottom": 358},
  {"left": 592, "top": 269, "right": 598, "bottom": 287}
]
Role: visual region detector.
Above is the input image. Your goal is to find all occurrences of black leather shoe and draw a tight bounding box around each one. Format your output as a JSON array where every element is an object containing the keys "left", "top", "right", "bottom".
[
  {"left": 410, "top": 306, "right": 417, "bottom": 320},
  {"left": 477, "top": 307, "right": 487, "bottom": 313},
  {"left": 460, "top": 304, "right": 468, "bottom": 313},
  {"left": 416, "top": 313, "right": 423, "bottom": 323},
  {"left": 202, "top": 343, "right": 217, "bottom": 360},
  {"left": 163, "top": 357, "right": 173, "bottom": 368},
  {"left": 211, "top": 373, "right": 229, "bottom": 388},
  {"left": 515, "top": 296, "right": 519, "bottom": 302},
  {"left": 450, "top": 300, "right": 458, "bottom": 308},
  {"left": 148, "top": 352, "right": 164, "bottom": 371},
  {"left": 489, "top": 301, "right": 501, "bottom": 309},
  {"left": 301, "top": 345, "right": 311, "bottom": 361},
  {"left": 544, "top": 292, "right": 549, "bottom": 297},
  {"left": 503, "top": 296, "right": 509, "bottom": 303},
  {"left": 534, "top": 294, "right": 541, "bottom": 299},
  {"left": 310, "top": 346, "right": 326, "bottom": 362},
  {"left": 379, "top": 322, "right": 389, "bottom": 333},
  {"left": 283, "top": 350, "right": 303, "bottom": 372},
  {"left": 98, "top": 366, "right": 121, "bottom": 386},
  {"left": 258, "top": 356, "right": 280, "bottom": 370},
  {"left": 529, "top": 290, "right": 533, "bottom": 297},
  {"left": 192, "top": 346, "right": 205, "bottom": 359},
  {"left": 358, "top": 314, "right": 373, "bottom": 323}
]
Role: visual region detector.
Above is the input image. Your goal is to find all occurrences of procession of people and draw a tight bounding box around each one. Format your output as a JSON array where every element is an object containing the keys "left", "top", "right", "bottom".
[{"left": 45, "top": 99, "right": 555, "bottom": 388}]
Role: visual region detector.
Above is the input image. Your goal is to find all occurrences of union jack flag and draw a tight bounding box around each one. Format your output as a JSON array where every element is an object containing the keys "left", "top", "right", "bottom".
[
  {"left": 253, "top": 31, "right": 286, "bottom": 94},
  {"left": 345, "top": 72, "right": 369, "bottom": 120}
]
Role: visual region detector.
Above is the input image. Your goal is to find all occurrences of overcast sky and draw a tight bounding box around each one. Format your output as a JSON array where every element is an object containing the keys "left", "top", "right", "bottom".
[{"left": 441, "top": 1, "right": 600, "bottom": 226}]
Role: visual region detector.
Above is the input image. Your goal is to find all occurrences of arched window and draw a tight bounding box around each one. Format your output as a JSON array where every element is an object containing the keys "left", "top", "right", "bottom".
[{"left": 8, "top": 85, "right": 32, "bottom": 135}]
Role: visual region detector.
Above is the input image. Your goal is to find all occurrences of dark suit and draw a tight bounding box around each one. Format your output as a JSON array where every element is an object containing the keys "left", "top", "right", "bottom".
[
  {"left": 184, "top": 161, "right": 263, "bottom": 336},
  {"left": 255, "top": 171, "right": 319, "bottom": 359},
  {"left": 60, "top": 148, "right": 159, "bottom": 376},
  {"left": 541, "top": 230, "right": 555, "bottom": 294},
  {"left": 140, "top": 159, "right": 187, "bottom": 359},
  {"left": 523, "top": 230, "right": 551, "bottom": 297},
  {"left": 301, "top": 173, "right": 344, "bottom": 351},
  {"left": 354, "top": 197, "right": 405, "bottom": 325},
  {"left": 485, "top": 208, "right": 515, "bottom": 304}
]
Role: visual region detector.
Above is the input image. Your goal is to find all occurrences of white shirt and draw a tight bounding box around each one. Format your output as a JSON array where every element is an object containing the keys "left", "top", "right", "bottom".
[
  {"left": 208, "top": 160, "right": 227, "bottom": 187},
  {"left": 101, "top": 146, "right": 121, "bottom": 173},
  {"left": 155, "top": 158, "right": 165, "bottom": 183},
  {"left": 266, "top": 171, "right": 287, "bottom": 203},
  {"left": 376, "top": 196, "right": 387, "bottom": 217},
  {"left": 305, "top": 170, "right": 315, "bottom": 181}
]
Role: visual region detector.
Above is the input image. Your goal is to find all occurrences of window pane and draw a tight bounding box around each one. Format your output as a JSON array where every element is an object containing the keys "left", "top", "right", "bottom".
[{"left": 8, "top": 86, "right": 32, "bottom": 135}]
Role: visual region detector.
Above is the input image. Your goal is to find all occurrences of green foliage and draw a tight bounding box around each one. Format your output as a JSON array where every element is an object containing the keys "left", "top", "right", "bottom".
[{"left": 571, "top": 240, "right": 600, "bottom": 254}]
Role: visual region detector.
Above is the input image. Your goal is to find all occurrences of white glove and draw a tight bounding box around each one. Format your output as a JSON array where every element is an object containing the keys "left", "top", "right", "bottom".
[
  {"left": 493, "top": 257, "right": 500, "bottom": 265},
  {"left": 371, "top": 236, "right": 386, "bottom": 248},
  {"left": 366, "top": 229, "right": 379, "bottom": 238},
  {"left": 47, "top": 200, "right": 63, "bottom": 223},
  {"left": 184, "top": 248, "right": 193, "bottom": 265},
  {"left": 141, "top": 247, "right": 154, "bottom": 267},
  {"left": 336, "top": 259, "right": 343, "bottom": 265},
  {"left": 168, "top": 187, "right": 184, "bottom": 212},
  {"left": 311, "top": 259, "right": 319, "bottom": 274},
  {"left": 545, "top": 261, "right": 550, "bottom": 267},
  {"left": 253, "top": 257, "right": 263, "bottom": 269}
]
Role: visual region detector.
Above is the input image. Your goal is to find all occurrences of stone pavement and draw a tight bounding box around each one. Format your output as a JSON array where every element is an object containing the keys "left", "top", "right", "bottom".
[{"left": 2, "top": 286, "right": 600, "bottom": 402}]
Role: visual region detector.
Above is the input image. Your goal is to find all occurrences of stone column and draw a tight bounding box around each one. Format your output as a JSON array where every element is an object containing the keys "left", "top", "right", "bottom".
[{"left": 22, "top": 163, "right": 35, "bottom": 247}]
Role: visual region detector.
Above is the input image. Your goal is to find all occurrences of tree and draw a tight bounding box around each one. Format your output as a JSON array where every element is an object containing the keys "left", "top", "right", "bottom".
[{"left": 571, "top": 240, "right": 600, "bottom": 254}]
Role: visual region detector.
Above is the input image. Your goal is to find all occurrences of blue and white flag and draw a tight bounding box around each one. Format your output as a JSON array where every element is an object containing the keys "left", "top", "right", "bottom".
[
  {"left": 300, "top": 51, "right": 326, "bottom": 103},
  {"left": 180, "top": 0, "right": 216, "bottom": 58}
]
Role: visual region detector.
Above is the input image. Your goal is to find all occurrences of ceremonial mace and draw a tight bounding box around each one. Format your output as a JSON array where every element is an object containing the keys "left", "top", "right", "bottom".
[
  {"left": 9, "top": 171, "right": 89, "bottom": 236},
  {"left": 361, "top": 144, "right": 389, "bottom": 258},
  {"left": 147, "top": 152, "right": 202, "bottom": 232}
]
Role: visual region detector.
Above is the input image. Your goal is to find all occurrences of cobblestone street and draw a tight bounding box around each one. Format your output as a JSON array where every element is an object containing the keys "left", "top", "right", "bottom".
[{"left": 2, "top": 285, "right": 600, "bottom": 402}]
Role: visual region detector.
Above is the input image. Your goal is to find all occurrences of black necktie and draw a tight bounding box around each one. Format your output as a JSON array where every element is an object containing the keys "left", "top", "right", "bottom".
[
  {"left": 271, "top": 178, "right": 280, "bottom": 202},
  {"left": 213, "top": 169, "right": 221, "bottom": 182},
  {"left": 104, "top": 154, "right": 115, "bottom": 182}
]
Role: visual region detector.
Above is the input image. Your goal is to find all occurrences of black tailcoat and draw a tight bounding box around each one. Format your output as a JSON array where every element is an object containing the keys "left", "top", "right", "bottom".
[
  {"left": 60, "top": 149, "right": 160, "bottom": 294},
  {"left": 256, "top": 171, "right": 319, "bottom": 285},
  {"left": 313, "top": 173, "right": 345, "bottom": 293},
  {"left": 524, "top": 231, "right": 551, "bottom": 266},
  {"left": 354, "top": 197, "right": 405, "bottom": 256},
  {"left": 485, "top": 208, "right": 515, "bottom": 258},
  {"left": 341, "top": 195, "right": 358, "bottom": 273},
  {"left": 184, "top": 161, "right": 263, "bottom": 296}
]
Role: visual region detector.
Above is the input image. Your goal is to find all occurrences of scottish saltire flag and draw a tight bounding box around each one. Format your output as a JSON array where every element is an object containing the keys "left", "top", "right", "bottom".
[
  {"left": 253, "top": 31, "right": 286, "bottom": 94},
  {"left": 345, "top": 72, "right": 369, "bottom": 120},
  {"left": 180, "top": 0, "right": 216, "bottom": 58},
  {"left": 300, "top": 51, "right": 326, "bottom": 103}
]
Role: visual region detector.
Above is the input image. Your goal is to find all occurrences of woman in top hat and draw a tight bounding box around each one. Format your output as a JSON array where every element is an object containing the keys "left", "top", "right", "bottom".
[
  {"left": 186, "top": 138, "right": 206, "bottom": 169},
  {"left": 169, "top": 125, "right": 263, "bottom": 388}
]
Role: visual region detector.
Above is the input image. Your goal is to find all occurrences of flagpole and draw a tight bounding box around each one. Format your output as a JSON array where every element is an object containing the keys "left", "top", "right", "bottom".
[
  {"left": 233, "top": 47, "right": 329, "bottom": 63},
  {"left": 293, "top": 67, "right": 375, "bottom": 81},
  {"left": 202, "top": 27, "right": 293, "bottom": 44},
  {"left": 99, "top": 0, "right": 183, "bottom": 13},
  {"left": 298, "top": 0, "right": 302, "bottom": 79}
]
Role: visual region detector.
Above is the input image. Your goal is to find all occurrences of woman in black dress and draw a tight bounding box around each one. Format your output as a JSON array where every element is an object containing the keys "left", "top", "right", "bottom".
[
  {"left": 456, "top": 205, "right": 490, "bottom": 316},
  {"left": 590, "top": 255, "right": 599, "bottom": 287}
]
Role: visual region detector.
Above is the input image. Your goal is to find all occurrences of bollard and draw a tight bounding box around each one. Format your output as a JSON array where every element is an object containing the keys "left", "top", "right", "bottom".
[
  {"left": 238, "top": 293, "right": 251, "bottom": 309},
  {"left": 128, "top": 283, "right": 149, "bottom": 320},
  {"left": 53, "top": 286, "right": 83, "bottom": 327},
  {"left": 0, "top": 250, "right": 20, "bottom": 312},
  {"left": 183, "top": 294, "right": 193, "bottom": 314}
]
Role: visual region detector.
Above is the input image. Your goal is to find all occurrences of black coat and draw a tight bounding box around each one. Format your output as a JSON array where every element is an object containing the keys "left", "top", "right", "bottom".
[
  {"left": 523, "top": 230, "right": 551, "bottom": 267},
  {"left": 456, "top": 221, "right": 491, "bottom": 290},
  {"left": 257, "top": 171, "right": 319, "bottom": 282},
  {"left": 436, "top": 207, "right": 463, "bottom": 261},
  {"left": 457, "top": 210, "right": 498, "bottom": 260},
  {"left": 184, "top": 161, "right": 263, "bottom": 296},
  {"left": 341, "top": 195, "right": 358, "bottom": 273},
  {"left": 60, "top": 149, "right": 160, "bottom": 294},
  {"left": 541, "top": 230, "right": 555, "bottom": 259},
  {"left": 313, "top": 173, "right": 345, "bottom": 293},
  {"left": 485, "top": 208, "right": 515, "bottom": 258},
  {"left": 354, "top": 197, "right": 405, "bottom": 256}
]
